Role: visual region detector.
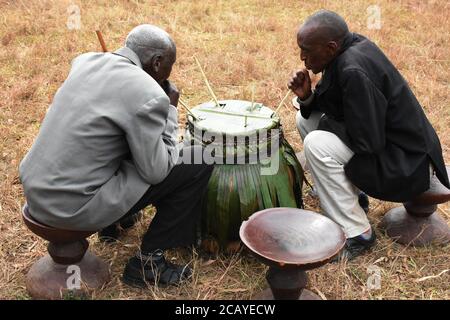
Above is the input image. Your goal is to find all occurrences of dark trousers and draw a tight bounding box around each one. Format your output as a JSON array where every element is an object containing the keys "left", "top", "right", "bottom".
[{"left": 122, "top": 146, "right": 213, "bottom": 253}]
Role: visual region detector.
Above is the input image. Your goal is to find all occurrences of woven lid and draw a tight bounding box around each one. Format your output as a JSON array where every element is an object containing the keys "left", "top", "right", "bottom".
[
  {"left": 188, "top": 100, "right": 279, "bottom": 136},
  {"left": 185, "top": 100, "right": 281, "bottom": 162}
]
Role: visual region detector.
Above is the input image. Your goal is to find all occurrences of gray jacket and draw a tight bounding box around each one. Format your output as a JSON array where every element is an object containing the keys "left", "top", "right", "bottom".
[{"left": 19, "top": 47, "right": 179, "bottom": 231}]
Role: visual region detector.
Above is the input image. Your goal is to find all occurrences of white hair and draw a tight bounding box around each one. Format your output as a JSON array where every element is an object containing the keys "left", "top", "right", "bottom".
[{"left": 125, "top": 24, "right": 175, "bottom": 66}]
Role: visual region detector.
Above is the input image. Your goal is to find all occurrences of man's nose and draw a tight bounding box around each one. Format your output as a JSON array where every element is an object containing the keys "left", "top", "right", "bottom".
[{"left": 300, "top": 52, "right": 306, "bottom": 61}]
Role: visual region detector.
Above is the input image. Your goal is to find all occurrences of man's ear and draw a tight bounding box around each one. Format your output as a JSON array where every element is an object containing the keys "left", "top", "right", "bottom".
[
  {"left": 327, "top": 41, "right": 339, "bottom": 55},
  {"left": 151, "top": 55, "right": 162, "bottom": 73}
]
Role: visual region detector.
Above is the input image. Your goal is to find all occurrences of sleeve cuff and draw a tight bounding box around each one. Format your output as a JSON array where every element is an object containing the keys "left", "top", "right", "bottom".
[{"left": 297, "top": 92, "right": 315, "bottom": 106}]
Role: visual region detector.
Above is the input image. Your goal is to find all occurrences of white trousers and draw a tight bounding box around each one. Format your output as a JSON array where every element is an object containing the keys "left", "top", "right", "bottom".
[{"left": 296, "top": 111, "right": 371, "bottom": 238}]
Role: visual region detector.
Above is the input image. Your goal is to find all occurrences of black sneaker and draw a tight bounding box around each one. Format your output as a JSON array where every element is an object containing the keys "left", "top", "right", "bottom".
[
  {"left": 332, "top": 229, "right": 376, "bottom": 262},
  {"left": 358, "top": 192, "right": 370, "bottom": 214},
  {"left": 98, "top": 211, "right": 143, "bottom": 243},
  {"left": 122, "top": 250, "right": 192, "bottom": 288}
]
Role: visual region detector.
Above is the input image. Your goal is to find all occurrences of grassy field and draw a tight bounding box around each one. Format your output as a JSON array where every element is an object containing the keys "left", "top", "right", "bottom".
[{"left": 0, "top": 0, "right": 449, "bottom": 300}]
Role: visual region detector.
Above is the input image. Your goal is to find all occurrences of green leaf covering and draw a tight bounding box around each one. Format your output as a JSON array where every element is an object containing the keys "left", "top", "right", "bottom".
[{"left": 202, "top": 138, "right": 304, "bottom": 249}]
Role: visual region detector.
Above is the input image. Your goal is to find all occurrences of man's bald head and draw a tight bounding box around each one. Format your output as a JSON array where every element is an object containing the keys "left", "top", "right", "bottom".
[
  {"left": 125, "top": 24, "right": 175, "bottom": 65},
  {"left": 125, "top": 24, "right": 176, "bottom": 84},
  {"left": 296, "top": 10, "right": 350, "bottom": 74},
  {"left": 299, "top": 10, "right": 349, "bottom": 45}
]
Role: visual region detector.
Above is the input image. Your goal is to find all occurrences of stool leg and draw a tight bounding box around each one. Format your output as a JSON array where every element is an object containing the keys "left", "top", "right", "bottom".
[
  {"left": 253, "top": 266, "right": 321, "bottom": 300},
  {"left": 26, "top": 240, "right": 110, "bottom": 299},
  {"left": 381, "top": 205, "right": 450, "bottom": 246}
]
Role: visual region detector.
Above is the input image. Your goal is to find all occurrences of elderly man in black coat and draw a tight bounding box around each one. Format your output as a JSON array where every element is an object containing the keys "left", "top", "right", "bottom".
[{"left": 289, "top": 10, "right": 449, "bottom": 260}]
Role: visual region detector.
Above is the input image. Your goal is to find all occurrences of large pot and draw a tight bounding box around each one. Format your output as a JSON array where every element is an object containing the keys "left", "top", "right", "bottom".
[{"left": 184, "top": 100, "right": 304, "bottom": 252}]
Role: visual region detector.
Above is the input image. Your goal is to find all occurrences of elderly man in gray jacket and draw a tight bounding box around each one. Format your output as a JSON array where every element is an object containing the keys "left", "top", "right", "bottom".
[{"left": 19, "top": 25, "right": 213, "bottom": 287}]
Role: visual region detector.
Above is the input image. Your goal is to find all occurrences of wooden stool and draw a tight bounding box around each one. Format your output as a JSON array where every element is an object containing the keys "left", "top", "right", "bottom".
[
  {"left": 240, "top": 208, "right": 345, "bottom": 300},
  {"left": 380, "top": 165, "right": 450, "bottom": 246},
  {"left": 22, "top": 204, "right": 110, "bottom": 299}
]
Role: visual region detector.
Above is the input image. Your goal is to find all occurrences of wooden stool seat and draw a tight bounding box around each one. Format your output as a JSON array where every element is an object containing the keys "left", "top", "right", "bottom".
[
  {"left": 409, "top": 166, "right": 450, "bottom": 206},
  {"left": 381, "top": 165, "right": 450, "bottom": 246},
  {"left": 23, "top": 205, "right": 94, "bottom": 243},
  {"left": 240, "top": 208, "right": 345, "bottom": 300},
  {"left": 22, "top": 204, "right": 110, "bottom": 299}
]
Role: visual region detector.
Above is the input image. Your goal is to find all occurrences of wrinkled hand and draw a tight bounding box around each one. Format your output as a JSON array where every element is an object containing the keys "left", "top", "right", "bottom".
[
  {"left": 162, "top": 80, "right": 179, "bottom": 108},
  {"left": 288, "top": 69, "right": 312, "bottom": 101}
]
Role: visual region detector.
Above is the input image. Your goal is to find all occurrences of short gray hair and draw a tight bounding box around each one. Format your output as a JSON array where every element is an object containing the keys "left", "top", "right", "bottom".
[
  {"left": 302, "top": 10, "right": 349, "bottom": 44},
  {"left": 125, "top": 24, "right": 175, "bottom": 66}
]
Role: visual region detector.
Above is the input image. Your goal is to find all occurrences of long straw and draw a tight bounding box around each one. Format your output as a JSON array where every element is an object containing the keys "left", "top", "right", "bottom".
[
  {"left": 272, "top": 90, "right": 291, "bottom": 117},
  {"left": 95, "top": 30, "right": 108, "bottom": 52},
  {"left": 194, "top": 56, "right": 221, "bottom": 108},
  {"left": 178, "top": 98, "right": 199, "bottom": 121}
]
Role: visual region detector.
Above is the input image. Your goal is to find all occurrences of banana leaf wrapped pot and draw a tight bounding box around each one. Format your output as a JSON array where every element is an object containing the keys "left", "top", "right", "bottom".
[{"left": 184, "top": 100, "right": 304, "bottom": 252}]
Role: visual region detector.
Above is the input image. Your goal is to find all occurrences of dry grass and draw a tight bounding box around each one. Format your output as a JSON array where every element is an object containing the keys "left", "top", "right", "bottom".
[{"left": 0, "top": 0, "right": 449, "bottom": 300}]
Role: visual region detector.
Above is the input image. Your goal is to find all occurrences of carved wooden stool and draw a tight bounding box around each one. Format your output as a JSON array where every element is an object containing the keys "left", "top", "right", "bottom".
[
  {"left": 22, "top": 204, "right": 110, "bottom": 299},
  {"left": 380, "top": 165, "right": 450, "bottom": 246},
  {"left": 240, "top": 208, "right": 345, "bottom": 300}
]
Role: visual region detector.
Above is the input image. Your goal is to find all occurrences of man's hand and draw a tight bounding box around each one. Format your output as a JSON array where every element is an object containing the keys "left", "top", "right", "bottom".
[
  {"left": 288, "top": 69, "right": 312, "bottom": 101},
  {"left": 161, "top": 80, "right": 179, "bottom": 108}
]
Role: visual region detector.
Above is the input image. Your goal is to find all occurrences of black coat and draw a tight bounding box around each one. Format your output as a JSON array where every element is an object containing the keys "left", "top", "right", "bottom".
[{"left": 300, "top": 33, "right": 449, "bottom": 202}]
